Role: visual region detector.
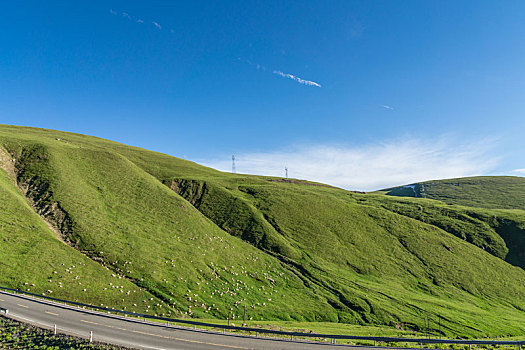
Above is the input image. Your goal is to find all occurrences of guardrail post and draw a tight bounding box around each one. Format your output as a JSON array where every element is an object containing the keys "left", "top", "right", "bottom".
[
  {"left": 167, "top": 321, "right": 169, "bottom": 326},
  {"left": 469, "top": 345, "right": 471, "bottom": 350},
  {"left": 291, "top": 335, "right": 294, "bottom": 341},
  {"left": 54, "top": 324, "right": 57, "bottom": 335},
  {"left": 89, "top": 331, "right": 93, "bottom": 343},
  {"left": 374, "top": 340, "right": 377, "bottom": 346}
]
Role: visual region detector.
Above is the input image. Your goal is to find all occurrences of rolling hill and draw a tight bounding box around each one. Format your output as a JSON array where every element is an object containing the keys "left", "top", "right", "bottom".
[
  {"left": 1, "top": 124, "right": 525, "bottom": 338},
  {"left": 381, "top": 176, "right": 525, "bottom": 210}
]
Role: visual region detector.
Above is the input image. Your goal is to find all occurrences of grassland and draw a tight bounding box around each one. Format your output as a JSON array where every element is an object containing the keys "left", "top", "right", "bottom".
[
  {"left": 381, "top": 176, "right": 525, "bottom": 210},
  {"left": 1, "top": 124, "right": 525, "bottom": 339}
]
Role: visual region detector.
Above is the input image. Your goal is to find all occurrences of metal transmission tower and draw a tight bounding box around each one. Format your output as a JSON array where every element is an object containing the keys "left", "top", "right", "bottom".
[
  {"left": 285, "top": 167, "right": 288, "bottom": 178},
  {"left": 232, "top": 155, "right": 236, "bottom": 173}
]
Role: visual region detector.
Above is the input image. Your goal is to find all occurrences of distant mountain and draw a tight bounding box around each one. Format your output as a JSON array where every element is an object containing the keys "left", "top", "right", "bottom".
[
  {"left": 380, "top": 176, "right": 525, "bottom": 210},
  {"left": 1, "top": 124, "right": 525, "bottom": 338}
]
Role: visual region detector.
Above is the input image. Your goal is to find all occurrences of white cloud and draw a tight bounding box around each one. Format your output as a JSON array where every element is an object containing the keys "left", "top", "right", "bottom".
[
  {"left": 511, "top": 168, "right": 525, "bottom": 174},
  {"left": 383, "top": 105, "right": 394, "bottom": 110},
  {"left": 238, "top": 59, "right": 320, "bottom": 86},
  {"left": 200, "top": 137, "right": 499, "bottom": 191},
  {"left": 273, "top": 70, "right": 321, "bottom": 87},
  {"left": 238, "top": 58, "right": 267, "bottom": 71},
  {"left": 109, "top": 10, "right": 160, "bottom": 29}
]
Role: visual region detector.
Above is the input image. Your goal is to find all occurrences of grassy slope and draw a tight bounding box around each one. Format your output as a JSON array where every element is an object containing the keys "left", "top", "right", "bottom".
[
  {"left": 378, "top": 176, "right": 525, "bottom": 269},
  {"left": 110, "top": 133, "right": 525, "bottom": 336},
  {"left": 0, "top": 154, "right": 158, "bottom": 312},
  {"left": 355, "top": 195, "right": 525, "bottom": 270},
  {"left": 0, "top": 126, "right": 326, "bottom": 322},
  {"left": 163, "top": 179, "right": 525, "bottom": 337},
  {"left": 381, "top": 176, "right": 525, "bottom": 210},
  {"left": 0, "top": 125, "right": 525, "bottom": 338}
]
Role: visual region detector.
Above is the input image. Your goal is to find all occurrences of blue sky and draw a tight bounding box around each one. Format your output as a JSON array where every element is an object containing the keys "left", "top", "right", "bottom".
[{"left": 2, "top": 1, "right": 525, "bottom": 190}]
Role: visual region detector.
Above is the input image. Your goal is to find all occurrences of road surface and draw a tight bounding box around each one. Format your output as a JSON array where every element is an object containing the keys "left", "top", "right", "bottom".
[{"left": 0, "top": 290, "right": 371, "bottom": 350}]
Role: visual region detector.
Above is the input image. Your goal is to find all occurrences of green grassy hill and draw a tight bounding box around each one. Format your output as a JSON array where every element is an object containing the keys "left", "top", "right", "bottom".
[
  {"left": 381, "top": 176, "right": 525, "bottom": 210},
  {"left": 1, "top": 125, "right": 525, "bottom": 338}
]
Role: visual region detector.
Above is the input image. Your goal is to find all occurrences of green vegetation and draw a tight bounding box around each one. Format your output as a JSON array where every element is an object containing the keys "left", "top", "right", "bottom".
[
  {"left": 381, "top": 176, "right": 525, "bottom": 210},
  {"left": 0, "top": 315, "right": 130, "bottom": 349},
  {"left": 1, "top": 124, "right": 525, "bottom": 340},
  {"left": 180, "top": 318, "right": 525, "bottom": 347},
  {"left": 355, "top": 195, "right": 525, "bottom": 269},
  {"left": 179, "top": 317, "right": 432, "bottom": 338}
]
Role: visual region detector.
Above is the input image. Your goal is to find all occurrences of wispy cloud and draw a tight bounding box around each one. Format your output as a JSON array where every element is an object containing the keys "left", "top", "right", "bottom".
[
  {"left": 383, "top": 105, "right": 394, "bottom": 110},
  {"left": 109, "top": 9, "right": 171, "bottom": 32},
  {"left": 200, "top": 137, "right": 499, "bottom": 191},
  {"left": 238, "top": 59, "right": 321, "bottom": 88},
  {"left": 237, "top": 58, "right": 267, "bottom": 71},
  {"left": 273, "top": 70, "right": 322, "bottom": 87},
  {"left": 511, "top": 168, "right": 525, "bottom": 174},
  {"left": 110, "top": 9, "right": 145, "bottom": 24}
]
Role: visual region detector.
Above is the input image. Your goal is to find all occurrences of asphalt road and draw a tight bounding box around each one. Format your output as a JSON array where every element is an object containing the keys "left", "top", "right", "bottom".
[{"left": 0, "top": 291, "right": 370, "bottom": 350}]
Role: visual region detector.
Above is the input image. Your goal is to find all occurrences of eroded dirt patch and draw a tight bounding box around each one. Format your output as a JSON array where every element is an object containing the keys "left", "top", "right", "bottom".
[{"left": 0, "top": 147, "right": 16, "bottom": 181}]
